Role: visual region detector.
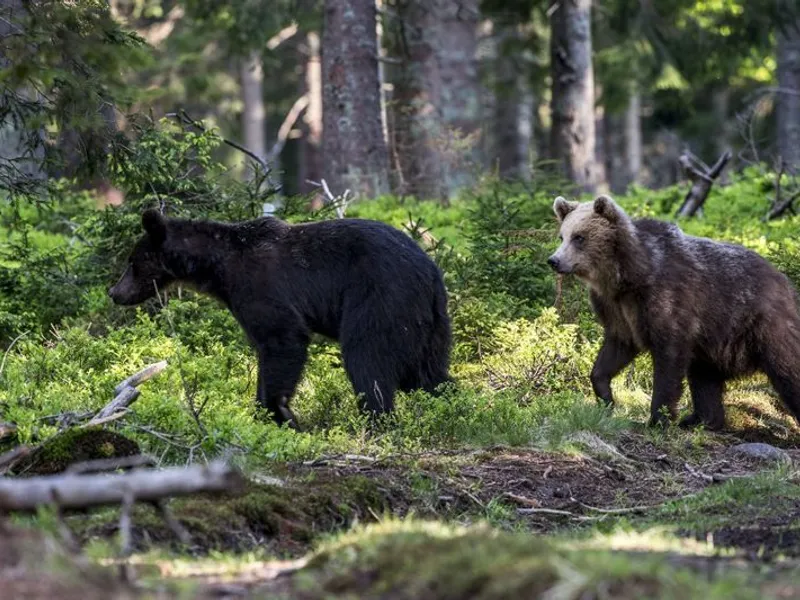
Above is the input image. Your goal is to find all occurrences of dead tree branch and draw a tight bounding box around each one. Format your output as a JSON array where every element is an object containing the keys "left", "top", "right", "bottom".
[
  {"left": 267, "top": 94, "right": 310, "bottom": 163},
  {"left": 266, "top": 22, "right": 299, "bottom": 51},
  {"left": 675, "top": 149, "right": 732, "bottom": 218},
  {"left": 88, "top": 360, "right": 168, "bottom": 425},
  {"left": 766, "top": 158, "right": 800, "bottom": 220},
  {"left": 306, "top": 178, "right": 352, "bottom": 218},
  {"left": 0, "top": 459, "right": 244, "bottom": 512}
]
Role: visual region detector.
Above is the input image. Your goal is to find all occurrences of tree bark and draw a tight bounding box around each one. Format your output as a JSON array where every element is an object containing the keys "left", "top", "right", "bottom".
[
  {"left": 321, "top": 0, "right": 389, "bottom": 198},
  {"left": 604, "top": 90, "right": 641, "bottom": 194},
  {"left": 624, "top": 89, "right": 642, "bottom": 186},
  {"left": 0, "top": 460, "right": 244, "bottom": 512},
  {"left": 777, "top": 22, "right": 800, "bottom": 173},
  {"left": 388, "top": 0, "right": 483, "bottom": 202},
  {"left": 549, "top": 0, "right": 597, "bottom": 193},
  {"left": 240, "top": 51, "right": 268, "bottom": 178},
  {"left": 489, "top": 22, "right": 533, "bottom": 181},
  {"left": 297, "top": 31, "right": 323, "bottom": 200}
]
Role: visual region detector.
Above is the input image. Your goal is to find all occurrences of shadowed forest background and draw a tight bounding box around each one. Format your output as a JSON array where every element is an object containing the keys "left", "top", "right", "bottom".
[{"left": 1, "top": 1, "right": 800, "bottom": 598}]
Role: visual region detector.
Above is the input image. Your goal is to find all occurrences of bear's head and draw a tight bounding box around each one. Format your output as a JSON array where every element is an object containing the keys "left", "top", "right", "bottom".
[
  {"left": 108, "top": 210, "right": 175, "bottom": 305},
  {"left": 547, "top": 194, "right": 631, "bottom": 290}
]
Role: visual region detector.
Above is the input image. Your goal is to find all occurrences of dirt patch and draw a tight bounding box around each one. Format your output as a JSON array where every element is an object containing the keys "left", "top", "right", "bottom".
[{"left": 681, "top": 506, "right": 800, "bottom": 560}]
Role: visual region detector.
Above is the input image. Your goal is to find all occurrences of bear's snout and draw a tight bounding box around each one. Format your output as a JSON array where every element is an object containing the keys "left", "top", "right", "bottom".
[
  {"left": 108, "top": 284, "right": 122, "bottom": 303},
  {"left": 547, "top": 255, "right": 562, "bottom": 272}
]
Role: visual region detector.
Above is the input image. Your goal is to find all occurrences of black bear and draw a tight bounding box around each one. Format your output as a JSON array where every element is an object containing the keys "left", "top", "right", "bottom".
[
  {"left": 548, "top": 194, "right": 800, "bottom": 431},
  {"left": 109, "top": 209, "right": 452, "bottom": 429}
]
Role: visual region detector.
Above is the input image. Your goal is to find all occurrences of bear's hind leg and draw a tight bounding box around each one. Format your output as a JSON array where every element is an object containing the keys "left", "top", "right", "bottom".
[
  {"left": 760, "top": 352, "right": 800, "bottom": 426},
  {"left": 256, "top": 336, "right": 309, "bottom": 430},
  {"left": 341, "top": 340, "right": 398, "bottom": 416},
  {"left": 680, "top": 361, "right": 726, "bottom": 431}
]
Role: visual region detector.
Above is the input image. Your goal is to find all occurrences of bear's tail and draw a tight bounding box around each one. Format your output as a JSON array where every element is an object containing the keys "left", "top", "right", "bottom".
[{"left": 419, "top": 273, "right": 454, "bottom": 395}]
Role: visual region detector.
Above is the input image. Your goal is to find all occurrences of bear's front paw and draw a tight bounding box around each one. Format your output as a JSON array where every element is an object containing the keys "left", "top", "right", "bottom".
[
  {"left": 647, "top": 412, "right": 672, "bottom": 429},
  {"left": 679, "top": 413, "right": 724, "bottom": 432},
  {"left": 678, "top": 413, "right": 702, "bottom": 429}
]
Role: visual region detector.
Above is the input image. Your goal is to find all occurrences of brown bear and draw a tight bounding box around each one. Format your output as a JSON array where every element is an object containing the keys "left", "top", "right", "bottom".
[
  {"left": 109, "top": 210, "right": 452, "bottom": 430},
  {"left": 548, "top": 194, "right": 800, "bottom": 430}
]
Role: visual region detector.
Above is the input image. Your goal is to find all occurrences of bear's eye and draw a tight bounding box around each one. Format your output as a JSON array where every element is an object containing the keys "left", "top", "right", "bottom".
[{"left": 572, "top": 234, "right": 584, "bottom": 247}]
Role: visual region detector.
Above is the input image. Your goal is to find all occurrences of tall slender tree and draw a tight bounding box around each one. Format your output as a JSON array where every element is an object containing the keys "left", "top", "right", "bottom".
[
  {"left": 549, "top": 0, "right": 597, "bottom": 193},
  {"left": 321, "top": 0, "right": 389, "bottom": 198},
  {"left": 239, "top": 52, "right": 268, "bottom": 176},
  {"left": 777, "top": 21, "right": 800, "bottom": 173},
  {"left": 387, "top": 0, "right": 483, "bottom": 202}
]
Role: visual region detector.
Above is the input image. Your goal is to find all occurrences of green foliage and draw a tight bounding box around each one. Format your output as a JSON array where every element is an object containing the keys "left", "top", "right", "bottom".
[{"left": 0, "top": 0, "right": 151, "bottom": 185}]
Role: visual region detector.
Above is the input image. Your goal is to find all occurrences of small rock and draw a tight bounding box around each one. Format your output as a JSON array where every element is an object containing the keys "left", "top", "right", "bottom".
[{"left": 729, "top": 443, "right": 791, "bottom": 463}]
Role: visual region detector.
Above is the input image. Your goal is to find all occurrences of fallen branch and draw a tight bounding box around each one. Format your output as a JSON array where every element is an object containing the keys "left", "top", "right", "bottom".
[
  {"left": 88, "top": 360, "right": 168, "bottom": 425},
  {"left": 114, "top": 360, "right": 169, "bottom": 396},
  {"left": 675, "top": 149, "right": 732, "bottom": 218},
  {"left": 0, "top": 459, "right": 244, "bottom": 512},
  {"left": 517, "top": 506, "right": 588, "bottom": 518},
  {"left": 504, "top": 492, "right": 540, "bottom": 508},
  {"left": 765, "top": 160, "right": 800, "bottom": 220},
  {"left": 0, "top": 445, "right": 30, "bottom": 474},
  {"left": 684, "top": 462, "right": 715, "bottom": 484}
]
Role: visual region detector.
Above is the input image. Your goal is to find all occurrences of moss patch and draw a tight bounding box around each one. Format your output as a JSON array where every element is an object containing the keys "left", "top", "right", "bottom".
[
  {"left": 266, "top": 521, "right": 780, "bottom": 600},
  {"left": 12, "top": 428, "right": 140, "bottom": 476},
  {"left": 76, "top": 472, "right": 397, "bottom": 557}
]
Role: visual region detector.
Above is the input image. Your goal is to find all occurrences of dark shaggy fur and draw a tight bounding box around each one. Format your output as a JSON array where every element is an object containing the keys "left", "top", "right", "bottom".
[
  {"left": 109, "top": 210, "right": 452, "bottom": 429},
  {"left": 548, "top": 195, "right": 800, "bottom": 430}
]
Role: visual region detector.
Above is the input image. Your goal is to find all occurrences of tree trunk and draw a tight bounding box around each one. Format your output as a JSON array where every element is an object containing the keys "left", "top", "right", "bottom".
[
  {"left": 603, "top": 109, "right": 626, "bottom": 194},
  {"left": 298, "top": 31, "right": 323, "bottom": 200},
  {"left": 321, "top": 0, "right": 389, "bottom": 198},
  {"left": 489, "top": 23, "right": 533, "bottom": 181},
  {"left": 239, "top": 51, "right": 268, "bottom": 179},
  {"left": 594, "top": 99, "right": 607, "bottom": 190},
  {"left": 604, "top": 90, "right": 641, "bottom": 194},
  {"left": 777, "top": 22, "right": 800, "bottom": 173},
  {"left": 624, "top": 89, "right": 642, "bottom": 186},
  {"left": 549, "top": 0, "right": 597, "bottom": 193},
  {"left": 388, "top": 0, "right": 483, "bottom": 202}
]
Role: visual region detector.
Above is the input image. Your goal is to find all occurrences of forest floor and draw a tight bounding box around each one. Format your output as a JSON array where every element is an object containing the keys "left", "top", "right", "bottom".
[{"left": 1, "top": 425, "right": 799, "bottom": 599}]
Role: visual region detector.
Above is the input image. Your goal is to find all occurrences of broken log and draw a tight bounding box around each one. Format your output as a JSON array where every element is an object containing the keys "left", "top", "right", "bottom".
[
  {"left": 675, "top": 149, "right": 732, "bottom": 218},
  {"left": 0, "top": 459, "right": 244, "bottom": 512}
]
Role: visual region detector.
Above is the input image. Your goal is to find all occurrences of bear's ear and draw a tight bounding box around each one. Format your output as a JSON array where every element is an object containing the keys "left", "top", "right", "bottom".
[
  {"left": 553, "top": 196, "right": 578, "bottom": 222},
  {"left": 142, "top": 209, "right": 167, "bottom": 245},
  {"left": 593, "top": 195, "right": 622, "bottom": 223}
]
